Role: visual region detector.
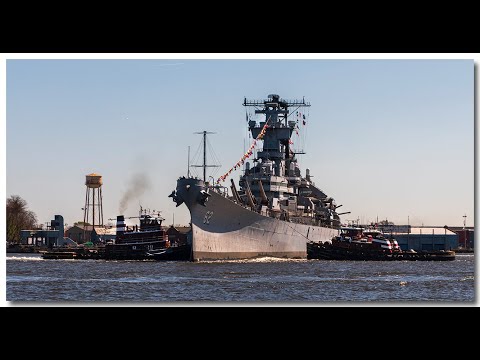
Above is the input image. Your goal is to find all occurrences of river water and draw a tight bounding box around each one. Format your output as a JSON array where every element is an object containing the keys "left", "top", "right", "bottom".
[{"left": 6, "top": 253, "right": 475, "bottom": 303}]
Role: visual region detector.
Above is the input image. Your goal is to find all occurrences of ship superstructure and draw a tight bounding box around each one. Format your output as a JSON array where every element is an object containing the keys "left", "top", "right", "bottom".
[{"left": 236, "top": 94, "right": 344, "bottom": 227}]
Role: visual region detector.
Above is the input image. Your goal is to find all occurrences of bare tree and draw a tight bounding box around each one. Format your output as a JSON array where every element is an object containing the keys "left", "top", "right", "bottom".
[{"left": 6, "top": 195, "right": 38, "bottom": 243}]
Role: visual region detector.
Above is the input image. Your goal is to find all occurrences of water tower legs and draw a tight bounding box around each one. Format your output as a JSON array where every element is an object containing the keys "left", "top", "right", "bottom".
[{"left": 83, "top": 173, "right": 104, "bottom": 243}]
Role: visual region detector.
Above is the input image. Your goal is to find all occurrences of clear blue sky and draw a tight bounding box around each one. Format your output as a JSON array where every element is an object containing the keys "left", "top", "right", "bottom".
[{"left": 5, "top": 58, "right": 474, "bottom": 228}]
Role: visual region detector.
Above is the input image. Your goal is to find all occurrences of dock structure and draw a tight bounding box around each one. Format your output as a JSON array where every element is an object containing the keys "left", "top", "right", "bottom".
[{"left": 41, "top": 247, "right": 105, "bottom": 260}]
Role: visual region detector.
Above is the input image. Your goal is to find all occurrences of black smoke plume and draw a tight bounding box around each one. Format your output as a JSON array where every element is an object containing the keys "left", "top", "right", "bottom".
[{"left": 119, "top": 173, "right": 151, "bottom": 214}]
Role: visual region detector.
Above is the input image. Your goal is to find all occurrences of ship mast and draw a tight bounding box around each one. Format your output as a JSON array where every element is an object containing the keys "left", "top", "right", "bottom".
[
  {"left": 243, "top": 94, "right": 310, "bottom": 166},
  {"left": 187, "top": 146, "right": 190, "bottom": 178},
  {"left": 192, "top": 131, "right": 220, "bottom": 182}
]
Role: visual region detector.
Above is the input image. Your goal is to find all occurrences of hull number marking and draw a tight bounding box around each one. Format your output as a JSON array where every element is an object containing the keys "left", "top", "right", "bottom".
[{"left": 203, "top": 211, "right": 214, "bottom": 224}]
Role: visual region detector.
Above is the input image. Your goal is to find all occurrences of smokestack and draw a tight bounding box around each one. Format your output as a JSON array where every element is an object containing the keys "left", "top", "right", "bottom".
[{"left": 116, "top": 215, "right": 126, "bottom": 235}]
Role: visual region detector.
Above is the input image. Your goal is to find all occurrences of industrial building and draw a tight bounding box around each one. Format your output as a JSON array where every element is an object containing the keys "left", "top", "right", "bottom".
[
  {"left": 392, "top": 227, "right": 458, "bottom": 251},
  {"left": 447, "top": 227, "right": 474, "bottom": 249},
  {"left": 379, "top": 225, "right": 474, "bottom": 251},
  {"left": 65, "top": 224, "right": 116, "bottom": 244},
  {"left": 20, "top": 215, "right": 77, "bottom": 248}
]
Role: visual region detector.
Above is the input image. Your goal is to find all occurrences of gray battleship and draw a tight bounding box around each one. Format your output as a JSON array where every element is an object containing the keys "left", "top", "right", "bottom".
[{"left": 169, "top": 94, "right": 348, "bottom": 260}]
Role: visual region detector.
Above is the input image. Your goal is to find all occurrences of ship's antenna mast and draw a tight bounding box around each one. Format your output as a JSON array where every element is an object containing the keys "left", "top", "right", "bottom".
[
  {"left": 203, "top": 131, "right": 207, "bottom": 182},
  {"left": 192, "top": 131, "right": 220, "bottom": 182},
  {"left": 187, "top": 146, "right": 190, "bottom": 177}
]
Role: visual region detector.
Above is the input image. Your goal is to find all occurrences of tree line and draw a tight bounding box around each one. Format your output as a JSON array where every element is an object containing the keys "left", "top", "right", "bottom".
[{"left": 6, "top": 195, "right": 38, "bottom": 243}]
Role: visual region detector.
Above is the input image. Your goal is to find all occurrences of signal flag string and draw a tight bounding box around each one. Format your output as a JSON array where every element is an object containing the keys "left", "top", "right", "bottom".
[{"left": 216, "top": 116, "right": 271, "bottom": 184}]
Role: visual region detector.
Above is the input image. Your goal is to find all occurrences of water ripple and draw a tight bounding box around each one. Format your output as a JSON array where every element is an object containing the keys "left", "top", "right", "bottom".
[{"left": 6, "top": 253, "right": 475, "bottom": 302}]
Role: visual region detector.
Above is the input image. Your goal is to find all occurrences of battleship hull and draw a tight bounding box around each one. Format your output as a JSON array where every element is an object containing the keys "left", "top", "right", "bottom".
[{"left": 174, "top": 178, "right": 338, "bottom": 261}]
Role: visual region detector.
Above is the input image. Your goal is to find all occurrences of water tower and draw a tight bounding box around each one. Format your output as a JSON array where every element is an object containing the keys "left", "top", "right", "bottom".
[{"left": 83, "top": 173, "right": 104, "bottom": 241}]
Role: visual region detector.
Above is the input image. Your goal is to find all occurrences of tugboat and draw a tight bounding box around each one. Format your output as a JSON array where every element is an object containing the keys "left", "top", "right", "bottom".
[
  {"left": 307, "top": 226, "right": 455, "bottom": 261},
  {"left": 104, "top": 207, "right": 169, "bottom": 260},
  {"left": 169, "top": 94, "right": 349, "bottom": 261},
  {"left": 333, "top": 226, "right": 400, "bottom": 252}
]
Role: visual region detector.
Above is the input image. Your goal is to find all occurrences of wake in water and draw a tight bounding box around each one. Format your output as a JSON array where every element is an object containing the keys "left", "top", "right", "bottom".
[
  {"left": 6, "top": 255, "right": 44, "bottom": 261},
  {"left": 199, "top": 256, "right": 308, "bottom": 264},
  {"left": 7, "top": 255, "right": 307, "bottom": 263}
]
